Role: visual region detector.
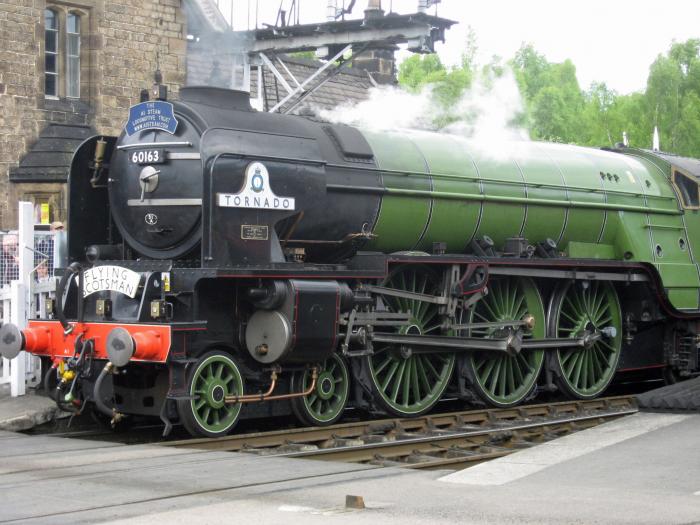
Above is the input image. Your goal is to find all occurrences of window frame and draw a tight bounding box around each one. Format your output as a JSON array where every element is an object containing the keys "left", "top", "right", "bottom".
[
  {"left": 44, "top": 5, "right": 88, "bottom": 100},
  {"left": 671, "top": 167, "right": 700, "bottom": 210},
  {"left": 66, "top": 12, "right": 81, "bottom": 99},
  {"left": 44, "top": 8, "right": 59, "bottom": 99}
]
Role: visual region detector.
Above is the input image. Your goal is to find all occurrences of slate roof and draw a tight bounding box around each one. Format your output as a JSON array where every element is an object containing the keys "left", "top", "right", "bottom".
[
  {"left": 10, "top": 123, "right": 94, "bottom": 183},
  {"left": 250, "top": 55, "right": 374, "bottom": 115},
  {"left": 187, "top": 49, "right": 374, "bottom": 117}
]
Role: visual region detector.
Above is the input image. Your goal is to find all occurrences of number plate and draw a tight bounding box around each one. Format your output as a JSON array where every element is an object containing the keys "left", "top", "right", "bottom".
[{"left": 129, "top": 148, "right": 165, "bottom": 165}]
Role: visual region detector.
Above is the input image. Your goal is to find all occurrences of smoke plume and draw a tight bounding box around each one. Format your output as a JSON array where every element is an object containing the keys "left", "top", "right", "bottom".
[{"left": 318, "top": 68, "right": 530, "bottom": 145}]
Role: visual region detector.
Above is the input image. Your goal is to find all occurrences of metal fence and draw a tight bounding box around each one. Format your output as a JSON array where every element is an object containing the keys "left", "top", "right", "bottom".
[
  {"left": 0, "top": 204, "right": 60, "bottom": 396},
  {"left": 0, "top": 231, "right": 58, "bottom": 287}
]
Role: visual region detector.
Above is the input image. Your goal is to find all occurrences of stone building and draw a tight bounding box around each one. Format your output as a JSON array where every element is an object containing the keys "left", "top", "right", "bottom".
[{"left": 0, "top": 0, "right": 187, "bottom": 229}]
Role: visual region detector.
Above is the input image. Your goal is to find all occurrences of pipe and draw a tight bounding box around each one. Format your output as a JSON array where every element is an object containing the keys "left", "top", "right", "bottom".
[
  {"left": 93, "top": 361, "right": 126, "bottom": 425},
  {"left": 43, "top": 363, "right": 58, "bottom": 402},
  {"left": 53, "top": 339, "right": 91, "bottom": 414},
  {"left": 225, "top": 368, "right": 318, "bottom": 404},
  {"left": 54, "top": 379, "right": 81, "bottom": 414},
  {"left": 55, "top": 262, "right": 82, "bottom": 334}
]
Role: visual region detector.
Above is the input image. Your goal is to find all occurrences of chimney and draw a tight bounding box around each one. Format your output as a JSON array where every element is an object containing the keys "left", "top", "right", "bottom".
[
  {"left": 354, "top": 1, "right": 395, "bottom": 84},
  {"left": 653, "top": 126, "right": 660, "bottom": 151},
  {"left": 354, "top": 47, "right": 397, "bottom": 84},
  {"left": 326, "top": 0, "right": 337, "bottom": 21},
  {"left": 365, "top": 0, "right": 384, "bottom": 18}
]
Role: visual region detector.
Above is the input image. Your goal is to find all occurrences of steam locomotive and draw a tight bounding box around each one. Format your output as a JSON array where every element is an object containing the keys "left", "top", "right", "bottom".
[{"left": 2, "top": 85, "right": 699, "bottom": 437}]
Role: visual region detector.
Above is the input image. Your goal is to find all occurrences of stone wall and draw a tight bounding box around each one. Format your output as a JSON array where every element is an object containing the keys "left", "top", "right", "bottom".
[
  {"left": 0, "top": 0, "right": 187, "bottom": 229},
  {"left": 0, "top": 0, "right": 43, "bottom": 229}
]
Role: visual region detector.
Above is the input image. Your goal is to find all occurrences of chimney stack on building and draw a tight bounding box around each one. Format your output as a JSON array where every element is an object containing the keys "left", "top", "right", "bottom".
[{"left": 354, "top": 0, "right": 395, "bottom": 84}]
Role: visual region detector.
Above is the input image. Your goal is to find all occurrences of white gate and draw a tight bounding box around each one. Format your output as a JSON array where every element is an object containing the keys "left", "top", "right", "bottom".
[{"left": 0, "top": 202, "right": 59, "bottom": 397}]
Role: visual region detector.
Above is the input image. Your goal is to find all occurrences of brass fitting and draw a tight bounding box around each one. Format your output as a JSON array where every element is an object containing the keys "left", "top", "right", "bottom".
[
  {"left": 111, "top": 410, "right": 125, "bottom": 426},
  {"left": 61, "top": 369, "right": 76, "bottom": 382},
  {"left": 522, "top": 314, "right": 536, "bottom": 331}
]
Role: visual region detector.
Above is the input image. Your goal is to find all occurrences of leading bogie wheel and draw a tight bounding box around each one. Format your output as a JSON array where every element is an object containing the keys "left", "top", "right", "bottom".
[
  {"left": 462, "top": 276, "right": 546, "bottom": 408},
  {"left": 548, "top": 280, "right": 622, "bottom": 399},
  {"left": 177, "top": 350, "right": 244, "bottom": 437},
  {"left": 291, "top": 353, "right": 350, "bottom": 426},
  {"left": 365, "top": 265, "right": 455, "bottom": 417}
]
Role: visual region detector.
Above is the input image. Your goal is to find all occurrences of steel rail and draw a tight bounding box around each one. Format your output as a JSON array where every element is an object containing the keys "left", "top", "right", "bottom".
[
  {"left": 163, "top": 396, "right": 636, "bottom": 456},
  {"left": 271, "top": 407, "right": 636, "bottom": 463}
]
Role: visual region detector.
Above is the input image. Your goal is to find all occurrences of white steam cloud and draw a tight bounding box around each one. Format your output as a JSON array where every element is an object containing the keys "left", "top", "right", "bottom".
[{"left": 318, "top": 68, "right": 530, "bottom": 146}]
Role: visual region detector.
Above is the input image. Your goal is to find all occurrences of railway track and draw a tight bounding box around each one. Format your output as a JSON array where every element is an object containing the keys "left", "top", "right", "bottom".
[{"left": 162, "top": 395, "right": 637, "bottom": 470}]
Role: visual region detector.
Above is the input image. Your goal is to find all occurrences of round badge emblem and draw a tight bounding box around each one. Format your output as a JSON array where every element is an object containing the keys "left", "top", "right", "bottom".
[
  {"left": 251, "top": 168, "right": 264, "bottom": 193},
  {"left": 145, "top": 213, "right": 158, "bottom": 226}
]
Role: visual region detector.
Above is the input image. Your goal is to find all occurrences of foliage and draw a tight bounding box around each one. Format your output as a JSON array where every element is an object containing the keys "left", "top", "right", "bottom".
[
  {"left": 397, "top": 34, "right": 700, "bottom": 157},
  {"left": 396, "top": 29, "right": 478, "bottom": 128}
]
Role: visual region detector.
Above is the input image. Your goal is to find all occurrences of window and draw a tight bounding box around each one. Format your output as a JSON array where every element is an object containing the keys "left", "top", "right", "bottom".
[
  {"left": 673, "top": 169, "right": 700, "bottom": 209},
  {"left": 44, "top": 8, "right": 83, "bottom": 98},
  {"left": 66, "top": 13, "right": 80, "bottom": 98},
  {"left": 44, "top": 9, "right": 58, "bottom": 97}
]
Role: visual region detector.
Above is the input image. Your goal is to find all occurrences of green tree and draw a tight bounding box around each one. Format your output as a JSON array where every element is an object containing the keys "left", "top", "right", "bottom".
[
  {"left": 397, "top": 35, "right": 700, "bottom": 157},
  {"left": 397, "top": 34, "right": 476, "bottom": 129},
  {"left": 511, "top": 45, "right": 586, "bottom": 142},
  {"left": 397, "top": 53, "right": 447, "bottom": 90},
  {"left": 644, "top": 39, "right": 700, "bottom": 156}
]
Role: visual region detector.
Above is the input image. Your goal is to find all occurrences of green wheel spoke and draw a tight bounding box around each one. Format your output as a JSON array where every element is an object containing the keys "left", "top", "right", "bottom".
[
  {"left": 593, "top": 344, "right": 609, "bottom": 367},
  {"left": 390, "top": 361, "right": 407, "bottom": 403},
  {"left": 424, "top": 357, "right": 441, "bottom": 381},
  {"left": 473, "top": 311, "right": 490, "bottom": 322},
  {"left": 417, "top": 357, "right": 432, "bottom": 393},
  {"left": 487, "top": 359, "right": 501, "bottom": 393},
  {"left": 401, "top": 360, "right": 412, "bottom": 406},
  {"left": 598, "top": 339, "right": 617, "bottom": 353},
  {"left": 380, "top": 361, "right": 401, "bottom": 391},
  {"left": 592, "top": 290, "right": 606, "bottom": 318},
  {"left": 581, "top": 351, "right": 589, "bottom": 389},
  {"left": 512, "top": 356, "right": 525, "bottom": 384},
  {"left": 595, "top": 315, "right": 612, "bottom": 327},
  {"left": 564, "top": 351, "right": 579, "bottom": 378},
  {"left": 374, "top": 355, "right": 393, "bottom": 375},
  {"left": 479, "top": 357, "right": 498, "bottom": 383},
  {"left": 497, "top": 360, "right": 507, "bottom": 397},
  {"left": 560, "top": 310, "right": 579, "bottom": 324},
  {"left": 481, "top": 299, "right": 500, "bottom": 322},
  {"left": 411, "top": 359, "right": 421, "bottom": 401},
  {"left": 587, "top": 353, "right": 596, "bottom": 389},
  {"left": 506, "top": 359, "right": 515, "bottom": 394}
]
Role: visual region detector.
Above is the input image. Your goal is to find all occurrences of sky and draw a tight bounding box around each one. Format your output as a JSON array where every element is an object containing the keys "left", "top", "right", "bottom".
[{"left": 217, "top": 0, "right": 700, "bottom": 94}]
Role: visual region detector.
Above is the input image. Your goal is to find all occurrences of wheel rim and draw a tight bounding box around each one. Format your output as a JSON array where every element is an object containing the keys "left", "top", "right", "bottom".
[
  {"left": 300, "top": 354, "right": 349, "bottom": 424},
  {"left": 368, "top": 265, "right": 455, "bottom": 416},
  {"left": 190, "top": 354, "right": 243, "bottom": 434},
  {"left": 553, "top": 281, "right": 622, "bottom": 397},
  {"left": 468, "top": 277, "right": 545, "bottom": 406}
]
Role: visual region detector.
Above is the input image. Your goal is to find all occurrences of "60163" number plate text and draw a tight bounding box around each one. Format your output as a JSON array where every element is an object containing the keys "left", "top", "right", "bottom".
[{"left": 130, "top": 148, "right": 164, "bottom": 165}]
